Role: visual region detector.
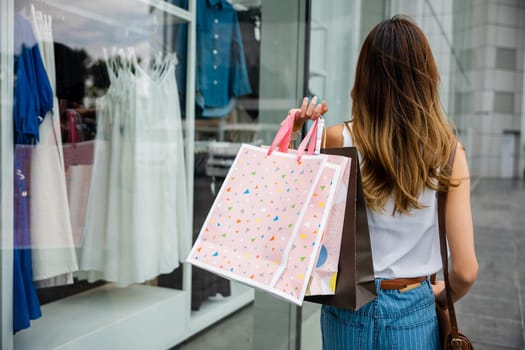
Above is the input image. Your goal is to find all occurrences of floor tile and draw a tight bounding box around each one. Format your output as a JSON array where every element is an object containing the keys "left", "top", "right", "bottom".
[
  {"left": 456, "top": 314, "right": 524, "bottom": 349},
  {"left": 174, "top": 305, "right": 253, "bottom": 350},
  {"left": 455, "top": 295, "right": 521, "bottom": 321},
  {"left": 476, "top": 253, "right": 515, "bottom": 284},
  {"left": 468, "top": 279, "right": 520, "bottom": 301},
  {"left": 471, "top": 342, "right": 521, "bottom": 350}
]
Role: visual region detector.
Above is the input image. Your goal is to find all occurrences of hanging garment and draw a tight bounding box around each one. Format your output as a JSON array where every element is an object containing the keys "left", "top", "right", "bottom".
[
  {"left": 29, "top": 6, "right": 78, "bottom": 286},
  {"left": 196, "top": 0, "right": 252, "bottom": 116},
  {"left": 172, "top": 0, "right": 252, "bottom": 118},
  {"left": 13, "top": 26, "right": 53, "bottom": 144},
  {"left": 13, "top": 146, "right": 42, "bottom": 333},
  {"left": 62, "top": 140, "right": 95, "bottom": 248},
  {"left": 79, "top": 50, "right": 188, "bottom": 285},
  {"left": 12, "top": 12, "right": 52, "bottom": 333}
]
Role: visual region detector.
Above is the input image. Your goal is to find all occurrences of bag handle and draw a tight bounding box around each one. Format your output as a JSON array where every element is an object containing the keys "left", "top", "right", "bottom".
[
  {"left": 267, "top": 113, "right": 322, "bottom": 160},
  {"left": 296, "top": 117, "right": 319, "bottom": 160},
  {"left": 267, "top": 112, "right": 295, "bottom": 155},
  {"left": 437, "top": 140, "right": 461, "bottom": 341},
  {"left": 315, "top": 117, "right": 326, "bottom": 151}
]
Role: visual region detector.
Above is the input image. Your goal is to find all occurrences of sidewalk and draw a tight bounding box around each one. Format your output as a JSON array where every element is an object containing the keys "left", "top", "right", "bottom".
[{"left": 455, "top": 178, "right": 525, "bottom": 349}]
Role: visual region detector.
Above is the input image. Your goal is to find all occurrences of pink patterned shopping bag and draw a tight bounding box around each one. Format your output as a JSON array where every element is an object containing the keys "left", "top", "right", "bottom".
[
  {"left": 276, "top": 117, "right": 351, "bottom": 296},
  {"left": 187, "top": 117, "right": 345, "bottom": 305},
  {"left": 306, "top": 154, "right": 351, "bottom": 296}
]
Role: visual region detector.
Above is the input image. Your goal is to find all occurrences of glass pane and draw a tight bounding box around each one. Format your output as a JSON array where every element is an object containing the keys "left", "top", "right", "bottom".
[
  {"left": 1, "top": 0, "right": 15, "bottom": 346},
  {"left": 302, "top": 2, "right": 362, "bottom": 348},
  {"left": 166, "top": 0, "right": 189, "bottom": 11},
  {"left": 184, "top": 0, "right": 261, "bottom": 338},
  {"left": 5, "top": 0, "right": 316, "bottom": 348},
  {"left": 11, "top": 0, "right": 191, "bottom": 346}
]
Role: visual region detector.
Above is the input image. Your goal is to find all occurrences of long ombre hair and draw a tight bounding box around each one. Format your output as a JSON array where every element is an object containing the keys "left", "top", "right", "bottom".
[{"left": 351, "top": 16, "right": 457, "bottom": 215}]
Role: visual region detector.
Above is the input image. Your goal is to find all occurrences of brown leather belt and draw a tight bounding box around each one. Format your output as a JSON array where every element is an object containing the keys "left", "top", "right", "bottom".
[{"left": 380, "top": 276, "right": 427, "bottom": 292}]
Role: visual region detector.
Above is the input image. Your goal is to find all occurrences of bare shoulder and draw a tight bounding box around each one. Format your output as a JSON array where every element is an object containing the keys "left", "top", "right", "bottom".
[{"left": 324, "top": 124, "right": 344, "bottom": 148}]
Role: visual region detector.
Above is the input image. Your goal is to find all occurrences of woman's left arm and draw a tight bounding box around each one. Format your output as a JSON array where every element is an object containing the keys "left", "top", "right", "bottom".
[{"left": 434, "top": 144, "right": 479, "bottom": 306}]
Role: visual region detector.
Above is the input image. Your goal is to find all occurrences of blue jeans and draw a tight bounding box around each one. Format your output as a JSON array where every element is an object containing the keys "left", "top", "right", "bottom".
[{"left": 321, "top": 279, "right": 440, "bottom": 349}]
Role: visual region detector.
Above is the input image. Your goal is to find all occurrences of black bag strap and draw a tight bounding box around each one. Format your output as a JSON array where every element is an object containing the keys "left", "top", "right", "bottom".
[{"left": 437, "top": 140, "right": 461, "bottom": 339}]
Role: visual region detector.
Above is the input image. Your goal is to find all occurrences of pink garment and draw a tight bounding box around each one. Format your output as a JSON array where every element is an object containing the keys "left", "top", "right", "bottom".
[
  {"left": 62, "top": 140, "right": 95, "bottom": 167},
  {"left": 65, "top": 110, "right": 85, "bottom": 144},
  {"left": 62, "top": 141, "right": 95, "bottom": 247},
  {"left": 65, "top": 165, "right": 93, "bottom": 247}
]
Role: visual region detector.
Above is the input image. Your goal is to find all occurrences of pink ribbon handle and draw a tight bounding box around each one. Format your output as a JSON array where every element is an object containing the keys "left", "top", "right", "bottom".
[
  {"left": 296, "top": 118, "right": 319, "bottom": 161},
  {"left": 267, "top": 112, "right": 295, "bottom": 156},
  {"left": 267, "top": 113, "right": 321, "bottom": 161}
]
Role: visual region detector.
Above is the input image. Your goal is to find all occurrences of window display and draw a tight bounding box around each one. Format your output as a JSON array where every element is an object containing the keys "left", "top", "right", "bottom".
[
  {"left": 13, "top": 6, "right": 55, "bottom": 333},
  {"left": 2, "top": 0, "right": 261, "bottom": 349},
  {"left": 8, "top": 0, "right": 199, "bottom": 342},
  {"left": 78, "top": 49, "right": 187, "bottom": 286},
  {"left": 159, "top": 0, "right": 263, "bottom": 312},
  {"left": 1, "top": 0, "right": 310, "bottom": 348}
]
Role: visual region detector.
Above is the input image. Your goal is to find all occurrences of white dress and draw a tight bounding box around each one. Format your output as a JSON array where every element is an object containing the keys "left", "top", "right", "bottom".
[
  {"left": 79, "top": 49, "right": 188, "bottom": 285},
  {"left": 27, "top": 7, "right": 78, "bottom": 284}
]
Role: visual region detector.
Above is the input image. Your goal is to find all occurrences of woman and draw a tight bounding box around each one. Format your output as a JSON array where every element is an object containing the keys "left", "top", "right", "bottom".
[{"left": 290, "top": 16, "right": 478, "bottom": 349}]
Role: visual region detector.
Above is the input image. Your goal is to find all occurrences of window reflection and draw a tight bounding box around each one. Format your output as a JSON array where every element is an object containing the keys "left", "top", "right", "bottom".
[
  {"left": 11, "top": 0, "right": 262, "bottom": 341},
  {"left": 12, "top": 0, "right": 188, "bottom": 333}
]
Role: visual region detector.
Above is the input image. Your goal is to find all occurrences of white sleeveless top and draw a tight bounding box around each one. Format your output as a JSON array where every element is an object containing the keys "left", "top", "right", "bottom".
[{"left": 342, "top": 125, "right": 442, "bottom": 278}]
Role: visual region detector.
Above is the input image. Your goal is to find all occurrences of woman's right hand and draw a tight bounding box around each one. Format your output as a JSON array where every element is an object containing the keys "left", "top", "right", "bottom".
[{"left": 288, "top": 96, "right": 328, "bottom": 132}]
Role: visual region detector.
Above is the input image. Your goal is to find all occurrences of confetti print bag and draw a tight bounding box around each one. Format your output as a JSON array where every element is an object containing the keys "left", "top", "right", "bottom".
[
  {"left": 305, "top": 152, "right": 351, "bottom": 296},
  {"left": 278, "top": 117, "right": 350, "bottom": 297},
  {"left": 187, "top": 116, "right": 344, "bottom": 305},
  {"left": 304, "top": 147, "right": 377, "bottom": 310}
]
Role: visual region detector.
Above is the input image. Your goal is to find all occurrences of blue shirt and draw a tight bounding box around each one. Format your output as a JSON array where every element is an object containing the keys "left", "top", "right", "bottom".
[
  {"left": 170, "top": 0, "right": 254, "bottom": 116},
  {"left": 196, "top": 0, "right": 252, "bottom": 111},
  {"left": 13, "top": 146, "right": 42, "bottom": 333},
  {"left": 14, "top": 44, "right": 53, "bottom": 144},
  {"left": 12, "top": 15, "right": 52, "bottom": 332}
]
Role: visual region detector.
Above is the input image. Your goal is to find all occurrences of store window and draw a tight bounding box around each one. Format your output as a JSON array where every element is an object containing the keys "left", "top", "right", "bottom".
[
  {"left": 1, "top": 0, "right": 314, "bottom": 349},
  {"left": 3, "top": 1, "right": 196, "bottom": 348}
]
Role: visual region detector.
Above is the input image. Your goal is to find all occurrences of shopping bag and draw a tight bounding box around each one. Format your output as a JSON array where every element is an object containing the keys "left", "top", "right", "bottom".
[
  {"left": 305, "top": 152, "right": 351, "bottom": 295},
  {"left": 271, "top": 119, "right": 350, "bottom": 297},
  {"left": 289, "top": 117, "right": 350, "bottom": 297},
  {"left": 304, "top": 147, "right": 377, "bottom": 310},
  {"left": 187, "top": 115, "right": 345, "bottom": 305}
]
